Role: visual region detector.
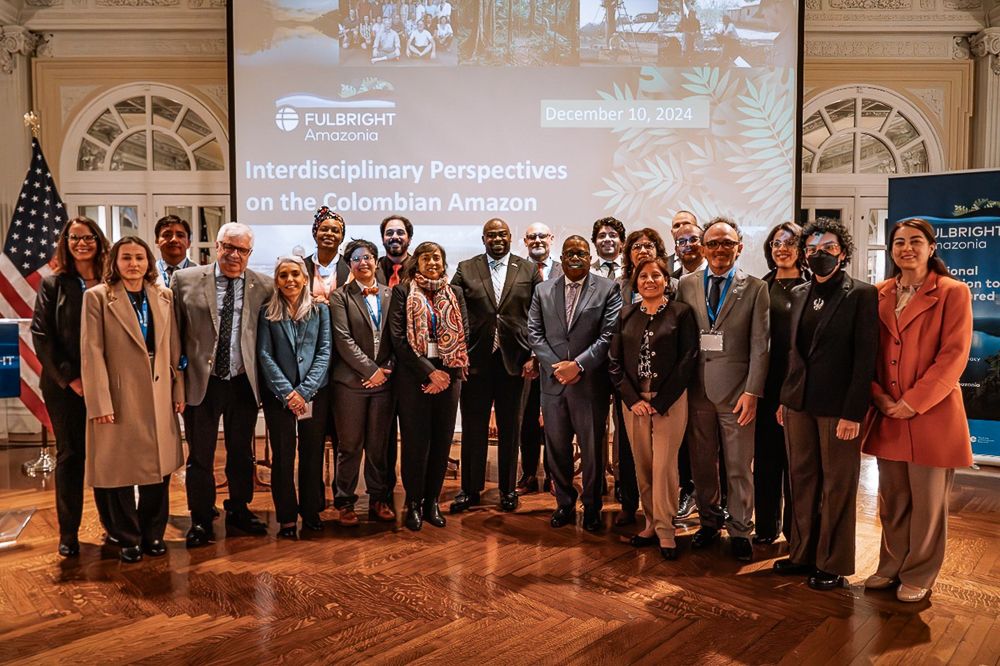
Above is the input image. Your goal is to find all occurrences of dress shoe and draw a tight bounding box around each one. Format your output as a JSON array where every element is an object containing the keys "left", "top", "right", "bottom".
[
  {"left": 752, "top": 534, "right": 777, "bottom": 545},
  {"left": 405, "top": 502, "right": 423, "bottom": 532},
  {"left": 550, "top": 506, "right": 576, "bottom": 528},
  {"left": 731, "top": 537, "right": 754, "bottom": 562},
  {"left": 449, "top": 491, "right": 480, "bottom": 514},
  {"left": 515, "top": 475, "right": 539, "bottom": 495},
  {"left": 896, "top": 584, "right": 930, "bottom": 602},
  {"left": 583, "top": 508, "right": 602, "bottom": 532},
  {"left": 615, "top": 509, "right": 636, "bottom": 526},
  {"left": 58, "top": 538, "right": 80, "bottom": 557},
  {"left": 629, "top": 533, "right": 658, "bottom": 547},
  {"left": 660, "top": 546, "right": 678, "bottom": 561},
  {"left": 120, "top": 545, "right": 143, "bottom": 563},
  {"left": 543, "top": 477, "right": 553, "bottom": 494},
  {"left": 676, "top": 493, "right": 696, "bottom": 519},
  {"left": 302, "top": 518, "right": 324, "bottom": 531},
  {"left": 773, "top": 558, "right": 814, "bottom": 576},
  {"left": 499, "top": 492, "right": 519, "bottom": 512},
  {"left": 185, "top": 523, "right": 212, "bottom": 548},
  {"left": 103, "top": 533, "right": 119, "bottom": 546},
  {"left": 691, "top": 527, "right": 720, "bottom": 549},
  {"left": 227, "top": 510, "right": 268, "bottom": 534},
  {"left": 338, "top": 507, "right": 360, "bottom": 527},
  {"left": 808, "top": 570, "right": 844, "bottom": 591},
  {"left": 368, "top": 501, "right": 396, "bottom": 522},
  {"left": 423, "top": 502, "right": 447, "bottom": 528},
  {"left": 864, "top": 574, "right": 896, "bottom": 590},
  {"left": 143, "top": 539, "right": 167, "bottom": 557},
  {"left": 277, "top": 525, "right": 298, "bottom": 539},
  {"left": 613, "top": 486, "right": 622, "bottom": 503}
]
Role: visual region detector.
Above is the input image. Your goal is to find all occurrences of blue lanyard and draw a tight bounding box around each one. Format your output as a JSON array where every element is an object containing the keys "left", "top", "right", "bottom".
[
  {"left": 364, "top": 292, "right": 382, "bottom": 329},
  {"left": 423, "top": 293, "right": 437, "bottom": 340},
  {"left": 704, "top": 269, "right": 735, "bottom": 327},
  {"left": 77, "top": 277, "right": 89, "bottom": 292},
  {"left": 127, "top": 290, "right": 149, "bottom": 341}
]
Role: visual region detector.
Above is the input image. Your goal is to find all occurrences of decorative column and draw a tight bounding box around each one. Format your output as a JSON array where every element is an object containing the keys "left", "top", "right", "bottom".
[
  {"left": 0, "top": 26, "right": 39, "bottom": 240},
  {"left": 970, "top": 27, "right": 1000, "bottom": 168}
]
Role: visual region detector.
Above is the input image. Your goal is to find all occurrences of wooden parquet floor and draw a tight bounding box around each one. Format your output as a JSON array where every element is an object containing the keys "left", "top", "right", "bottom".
[{"left": 1, "top": 443, "right": 1000, "bottom": 665}]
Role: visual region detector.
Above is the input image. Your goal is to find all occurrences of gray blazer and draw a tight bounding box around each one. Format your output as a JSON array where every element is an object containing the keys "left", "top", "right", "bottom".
[
  {"left": 675, "top": 267, "right": 770, "bottom": 410},
  {"left": 527, "top": 273, "right": 623, "bottom": 397},
  {"left": 256, "top": 304, "right": 332, "bottom": 404},
  {"left": 171, "top": 263, "right": 274, "bottom": 405},
  {"left": 329, "top": 280, "right": 394, "bottom": 390}
]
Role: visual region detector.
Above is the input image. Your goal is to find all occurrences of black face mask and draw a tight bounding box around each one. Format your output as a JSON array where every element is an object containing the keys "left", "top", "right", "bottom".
[{"left": 807, "top": 251, "right": 841, "bottom": 278}]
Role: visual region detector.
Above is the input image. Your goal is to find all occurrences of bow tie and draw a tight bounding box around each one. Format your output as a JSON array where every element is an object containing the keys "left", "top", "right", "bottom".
[{"left": 362, "top": 287, "right": 379, "bottom": 297}]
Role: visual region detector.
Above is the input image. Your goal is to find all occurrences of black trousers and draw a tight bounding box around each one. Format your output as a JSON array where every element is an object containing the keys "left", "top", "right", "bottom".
[
  {"left": 260, "top": 386, "right": 329, "bottom": 524},
  {"left": 542, "top": 385, "right": 609, "bottom": 514},
  {"left": 677, "top": 437, "right": 695, "bottom": 497},
  {"left": 384, "top": 411, "right": 399, "bottom": 503},
  {"left": 93, "top": 475, "right": 170, "bottom": 548},
  {"left": 754, "top": 393, "right": 791, "bottom": 540},
  {"left": 332, "top": 383, "right": 394, "bottom": 509},
  {"left": 613, "top": 392, "right": 640, "bottom": 512},
  {"left": 459, "top": 350, "right": 525, "bottom": 496},
  {"left": 518, "top": 377, "right": 551, "bottom": 479},
  {"left": 398, "top": 368, "right": 461, "bottom": 505},
  {"left": 40, "top": 377, "right": 112, "bottom": 539},
  {"left": 183, "top": 373, "right": 259, "bottom": 526}
]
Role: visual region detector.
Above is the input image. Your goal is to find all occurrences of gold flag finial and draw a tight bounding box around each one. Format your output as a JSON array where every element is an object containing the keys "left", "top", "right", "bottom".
[{"left": 24, "top": 111, "right": 40, "bottom": 138}]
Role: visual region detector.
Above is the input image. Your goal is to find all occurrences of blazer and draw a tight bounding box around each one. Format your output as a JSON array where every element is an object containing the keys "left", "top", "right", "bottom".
[
  {"left": 257, "top": 303, "right": 332, "bottom": 405},
  {"left": 329, "top": 280, "right": 394, "bottom": 390},
  {"left": 609, "top": 299, "right": 699, "bottom": 414},
  {"left": 31, "top": 273, "right": 87, "bottom": 389},
  {"left": 675, "top": 267, "right": 770, "bottom": 410},
  {"left": 80, "top": 282, "right": 185, "bottom": 488},
  {"left": 547, "top": 259, "right": 564, "bottom": 281},
  {"left": 304, "top": 253, "right": 351, "bottom": 290},
  {"left": 527, "top": 273, "right": 623, "bottom": 397},
  {"left": 375, "top": 255, "right": 408, "bottom": 285},
  {"left": 171, "top": 263, "right": 274, "bottom": 405},
  {"left": 779, "top": 273, "right": 878, "bottom": 423},
  {"left": 862, "top": 272, "right": 974, "bottom": 468},
  {"left": 451, "top": 253, "right": 541, "bottom": 375},
  {"left": 388, "top": 282, "right": 469, "bottom": 381}
]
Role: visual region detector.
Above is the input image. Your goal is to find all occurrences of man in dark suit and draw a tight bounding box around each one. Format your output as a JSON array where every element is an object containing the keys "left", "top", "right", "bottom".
[
  {"left": 671, "top": 220, "right": 706, "bottom": 280},
  {"left": 303, "top": 208, "right": 351, "bottom": 303},
  {"left": 450, "top": 218, "right": 542, "bottom": 513},
  {"left": 517, "top": 223, "right": 562, "bottom": 494},
  {"left": 374, "top": 214, "right": 412, "bottom": 287},
  {"left": 528, "top": 236, "right": 623, "bottom": 530},
  {"left": 172, "top": 222, "right": 274, "bottom": 547}
]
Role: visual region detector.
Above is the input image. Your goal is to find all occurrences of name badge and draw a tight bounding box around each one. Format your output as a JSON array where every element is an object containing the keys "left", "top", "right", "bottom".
[
  {"left": 700, "top": 332, "right": 724, "bottom": 352},
  {"left": 427, "top": 342, "right": 439, "bottom": 358}
]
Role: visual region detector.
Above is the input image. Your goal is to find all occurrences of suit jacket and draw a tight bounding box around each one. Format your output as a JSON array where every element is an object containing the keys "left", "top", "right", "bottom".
[
  {"left": 548, "top": 260, "right": 564, "bottom": 281},
  {"left": 171, "top": 263, "right": 274, "bottom": 405},
  {"left": 862, "top": 272, "right": 973, "bottom": 468},
  {"left": 675, "top": 267, "right": 770, "bottom": 410},
  {"left": 451, "top": 253, "right": 541, "bottom": 375},
  {"left": 609, "top": 299, "right": 699, "bottom": 414},
  {"left": 527, "top": 273, "right": 623, "bottom": 397},
  {"left": 375, "top": 255, "right": 408, "bottom": 285},
  {"left": 388, "top": 282, "right": 469, "bottom": 381},
  {"left": 256, "top": 303, "right": 332, "bottom": 405},
  {"left": 303, "top": 253, "right": 352, "bottom": 290},
  {"left": 80, "top": 282, "right": 184, "bottom": 488},
  {"left": 329, "top": 280, "right": 394, "bottom": 390},
  {"left": 31, "top": 273, "right": 87, "bottom": 389},
  {"left": 780, "top": 273, "right": 878, "bottom": 423}
]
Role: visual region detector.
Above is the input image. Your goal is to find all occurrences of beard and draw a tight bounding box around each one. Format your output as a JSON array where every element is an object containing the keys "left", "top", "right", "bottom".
[
  {"left": 385, "top": 240, "right": 409, "bottom": 258},
  {"left": 527, "top": 245, "right": 548, "bottom": 261}
]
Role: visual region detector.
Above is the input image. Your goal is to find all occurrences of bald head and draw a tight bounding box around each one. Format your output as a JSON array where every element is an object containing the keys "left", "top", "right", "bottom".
[
  {"left": 672, "top": 210, "right": 697, "bottom": 231},
  {"left": 483, "top": 218, "right": 511, "bottom": 259},
  {"left": 524, "top": 223, "right": 554, "bottom": 262}
]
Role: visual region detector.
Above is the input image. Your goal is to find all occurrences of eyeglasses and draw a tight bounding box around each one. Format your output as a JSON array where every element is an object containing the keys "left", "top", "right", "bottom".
[
  {"left": 350, "top": 254, "right": 375, "bottom": 264},
  {"left": 219, "top": 241, "right": 252, "bottom": 257},
  {"left": 769, "top": 239, "right": 797, "bottom": 249},
  {"left": 804, "top": 242, "right": 840, "bottom": 256},
  {"left": 675, "top": 236, "right": 701, "bottom": 247},
  {"left": 525, "top": 233, "right": 551, "bottom": 241},
  {"left": 68, "top": 234, "right": 98, "bottom": 244},
  {"left": 631, "top": 242, "right": 656, "bottom": 252},
  {"left": 563, "top": 250, "right": 589, "bottom": 259},
  {"left": 703, "top": 240, "right": 739, "bottom": 250}
]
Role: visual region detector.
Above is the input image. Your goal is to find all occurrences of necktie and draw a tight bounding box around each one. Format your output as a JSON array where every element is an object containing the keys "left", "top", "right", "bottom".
[
  {"left": 363, "top": 286, "right": 379, "bottom": 297},
  {"left": 215, "top": 277, "right": 234, "bottom": 378},
  {"left": 566, "top": 282, "right": 580, "bottom": 327},
  {"left": 389, "top": 264, "right": 402, "bottom": 287},
  {"left": 709, "top": 275, "right": 724, "bottom": 315},
  {"left": 490, "top": 259, "right": 503, "bottom": 351},
  {"left": 165, "top": 265, "right": 177, "bottom": 287},
  {"left": 537, "top": 262, "right": 545, "bottom": 279},
  {"left": 604, "top": 261, "right": 615, "bottom": 278}
]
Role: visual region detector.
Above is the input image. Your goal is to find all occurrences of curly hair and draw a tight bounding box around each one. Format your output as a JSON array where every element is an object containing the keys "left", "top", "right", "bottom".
[
  {"left": 622, "top": 228, "right": 667, "bottom": 280},
  {"left": 763, "top": 221, "right": 805, "bottom": 271},
  {"left": 591, "top": 217, "right": 626, "bottom": 245},
  {"left": 703, "top": 216, "right": 742, "bottom": 242},
  {"left": 801, "top": 217, "right": 854, "bottom": 263}
]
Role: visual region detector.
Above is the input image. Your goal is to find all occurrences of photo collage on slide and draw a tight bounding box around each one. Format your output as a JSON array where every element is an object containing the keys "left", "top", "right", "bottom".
[{"left": 237, "top": 0, "right": 796, "bottom": 69}]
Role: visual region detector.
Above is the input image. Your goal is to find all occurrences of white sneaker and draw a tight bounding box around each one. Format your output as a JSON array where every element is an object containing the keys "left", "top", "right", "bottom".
[
  {"left": 864, "top": 574, "right": 895, "bottom": 590},
  {"left": 896, "top": 583, "right": 930, "bottom": 602}
]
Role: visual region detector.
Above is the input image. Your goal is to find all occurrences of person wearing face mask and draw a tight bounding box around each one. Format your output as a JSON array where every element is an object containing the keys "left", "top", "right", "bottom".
[
  {"left": 304, "top": 207, "right": 351, "bottom": 305},
  {"left": 590, "top": 217, "right": 626, "bottom": 280},
  {"left": 773, "top": 218, "right": 878, "bottom": 591}
]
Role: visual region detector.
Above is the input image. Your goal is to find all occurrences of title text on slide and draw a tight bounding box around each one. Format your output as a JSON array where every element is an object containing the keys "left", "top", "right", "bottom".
[
  {"left": 244, "top": 159, "right": 569, "bottom": 185},
  {"left": 243, "top": 191, "right": 538, "bottom": 214},
  {"left": 540, "top": 100, "right": 711, "bottom": 129}
]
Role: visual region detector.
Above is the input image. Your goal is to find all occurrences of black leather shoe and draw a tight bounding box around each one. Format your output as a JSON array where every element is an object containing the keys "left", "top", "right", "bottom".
[
  {"left": 691, "top": 527, "right": 720, "bottom": 549},
  {"left": 676, "top": 493, "right": 696, "bottom": 519},
  {"left": 449, "top": 491, "right": 480, "bottom": 514},
  {"left": 731, "top": 537, "right": 754, "bottom": 562},
  {"left": 277, "top": 525, "right": 298, "bottom": 539},
  {"left": 58, "top": 538, "right": 80, "bottom": 557},
  {"left": 752, "top": 534, "right": 777, "bottom": 545},
  {"left": 227, "top": 510, "right": 268, "bottom": 534},
  {"left": 515, "top": 475, "right": 539, "bottom": 495},
  {"left": 186, "top": 523, "right": 212, "bottom": 548},
  {"left": 629, "top": 534, "right": 658, "bottom": 547},
  {"left": 423, "top": 502, "right": 447, "bottom": 528},
  {"left": 613, "top": 486, "right": 622, "bottom": 503},
  {"left": 550, "top": 506, "right": 576, "bottom": 528},
  {"left": 144, "top": 539, "right": 167, "bottom": 557},
  {"left": 499, "top": 492, "right": 519, "bottom": 512},
  {"left": 773, "top": 558, "right": 814, "bottom": 576},
  {"left": 660, "top": 546, "right": 678, "bottom": 561},
  {"left": 808, "top": 570, "right": 844, "bottom": 591},
  {"left": 301, "top": 518, "right": 324, "bottom": 532},
  {"left": 103, "top": 533, "right": 119, "bottom": 546},
  {"left": 405, "top": 502, "right": 423, "bottom": 532},
  {"left": 120, "top": 545, "right": 143, "bottom": 563},
  {"left": 583, "top": 508, "right": 602, "bottom": 532}
]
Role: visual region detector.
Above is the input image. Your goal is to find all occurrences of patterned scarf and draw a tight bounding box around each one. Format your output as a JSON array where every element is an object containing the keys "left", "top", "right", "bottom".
[{"left": 406, "top": 273, "right": 468, "bottom": 368}]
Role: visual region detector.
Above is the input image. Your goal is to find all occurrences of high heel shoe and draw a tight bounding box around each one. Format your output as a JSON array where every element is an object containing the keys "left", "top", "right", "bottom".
[
  {"left": 405, "top": 501, "right": 423, "bottom": 532},
  {"left": 629, "top": 534, "right": 658, "bottom": 548}
]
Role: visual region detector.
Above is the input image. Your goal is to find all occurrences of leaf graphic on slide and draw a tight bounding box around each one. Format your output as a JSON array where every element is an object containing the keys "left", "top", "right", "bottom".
[{"left": 593, "top": 169, "right": 648, "bottom": 218}]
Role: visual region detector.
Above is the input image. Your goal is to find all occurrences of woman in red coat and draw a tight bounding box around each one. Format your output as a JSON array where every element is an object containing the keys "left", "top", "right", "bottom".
[{"left": 862, "top": 218, "right": 973, "bottom": 603}]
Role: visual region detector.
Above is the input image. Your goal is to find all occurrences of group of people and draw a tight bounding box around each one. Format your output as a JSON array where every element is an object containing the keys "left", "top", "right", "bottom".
[
  {"left": 31, "top": 207, "right": 973, "bottom": 605},
  {"left": 339, "top": 0, "right": 454, "bottom": 62}
]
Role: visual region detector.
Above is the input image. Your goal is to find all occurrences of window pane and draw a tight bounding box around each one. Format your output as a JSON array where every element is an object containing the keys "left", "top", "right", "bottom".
[
  {"left": 901, "top": 142, "right": 929, "bottom": 174},
  {"left": 815, "top": 209, "right": 844, "bottom": 221},
  {"left": 164, "top": 206, "right": 193, "bottom": 225},
  {"left": 801, "top": 148, "right": 814, "bottom": 173},
  {"left": 885, "top": 113, "right": 919, "bottom": 148},
  {"left": 114, "top": 97, "right": 146, "bottom": 129},
  {"left": 867, "top": 249, "right": 886, "bottom": 284},
  {"left": 112, "top": 205, "right": 140, "bottom": 241},
  {"left": 177, "top": 109, "right": 212, "bottom": 145},
  {"left": 858, "top": 99, "right": 892, "bottom": 130},
  {"left": 194, "top": 139, "right": 225, "bottom": 171},
  {"left": 152, "top": 96, "right": 184, "bottom": 129},
  {"left": 868, "top": 208, "right": 888, "bottom": 245},
  {"left": 802, "top": 111, "right": 829, "bottom": 147},
  {"left": 87, "top": 110, "right": 122, "bottom": 146},
  {"left": 77, "top": 139, "right": 107, "bottom": 171},
  {"left": 824, "top": 99, "right": 854, "bottom": 132},
  {"left": 198, "top": 206, "right": 226, "bottom": 264},
  {"left": 859, "top": 134, "right": 896, "bottom": 174},
  {"left": 152, "top": 131, "right": 191, "bottom": 171},
  {"left": 111, "top": 131, "right": 147, "bottom": 171},
  {"left": 816, "top": 133, "right": 854, "bottom": 174},
  {"left": 77, "top": 205, "right": 107, "bottom": 236}
]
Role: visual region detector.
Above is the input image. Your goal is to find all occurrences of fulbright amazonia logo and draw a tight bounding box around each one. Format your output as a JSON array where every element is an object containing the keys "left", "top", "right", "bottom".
[{"left": 275, "top": 107, "right": 299, "bottom": 132}]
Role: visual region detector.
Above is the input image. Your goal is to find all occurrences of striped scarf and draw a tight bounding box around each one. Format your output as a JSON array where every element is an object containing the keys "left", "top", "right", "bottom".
[{"left": 406, "top": 273, "right": 468, "bottom": 369}]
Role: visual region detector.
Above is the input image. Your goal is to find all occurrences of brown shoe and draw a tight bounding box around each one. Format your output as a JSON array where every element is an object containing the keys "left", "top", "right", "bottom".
[
  {"left": 516, "top": 475, "right": 539, "bottom": 496},
  {"left": 368, "top": 501, "right": 396, "bottom": 522},
  {"left": 338, "top": 507, "right": 360, "bottom": 527}
]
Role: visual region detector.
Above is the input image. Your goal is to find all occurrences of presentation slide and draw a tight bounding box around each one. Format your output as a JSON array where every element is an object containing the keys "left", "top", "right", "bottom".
[{"left": 231, "top": 0, "right": 800, "bottom": 276}]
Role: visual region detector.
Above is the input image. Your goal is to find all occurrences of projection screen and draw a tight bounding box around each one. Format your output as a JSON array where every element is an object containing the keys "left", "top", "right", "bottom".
[{"left": 230, "top": 0, "right": 802, "bottom": 277}]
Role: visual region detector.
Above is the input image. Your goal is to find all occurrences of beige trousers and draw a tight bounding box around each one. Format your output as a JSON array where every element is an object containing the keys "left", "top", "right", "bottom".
[
  {"left": 875, "top": 459, "right": 955, "bottom": 590},
  {"left": 623, "top": 391, "right": 687, "bottom": 543}
]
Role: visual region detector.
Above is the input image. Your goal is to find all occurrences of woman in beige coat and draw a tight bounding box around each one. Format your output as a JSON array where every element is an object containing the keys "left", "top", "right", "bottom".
[{"left": 81, "top": 236, "right": 185, "bottom": 563}]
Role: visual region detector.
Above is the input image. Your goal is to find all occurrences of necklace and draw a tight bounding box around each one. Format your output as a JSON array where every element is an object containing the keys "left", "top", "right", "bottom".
[{"left": 812, "top": 297, "right": 825, "bottom": 311}]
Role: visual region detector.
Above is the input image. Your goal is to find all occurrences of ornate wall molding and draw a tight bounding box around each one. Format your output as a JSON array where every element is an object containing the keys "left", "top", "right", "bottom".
[
  {"left": 194, "top": 83, "right": 227, "bottom": 110},
  {"left": 904, "top": 86, "right": 947, "bottom": 122},
  {"left": 943, "top": 0, "right": 981, "bottom": 7},
  {"left": 971, "top": 27, "right": 1000, "bottom": 73},
  {"left": 189, "top": 0, "right": 226, "bottom": 6},
  {"left": 25, "top": 0, "right": 63, "bottom": 6},
  {"left": 60, "top": 84, "right": 98, "bottom": 123},
  {"left": 49, "top": 32, "right": 226, "bottom": 56},
  {"left": 954, "top": 35, "right": 973, "bottom": 58},
  {"left": 920, "top": 0, "right": 937, "bottom": 8},
  {"left": 828, "top": 0, "right": 911, "bottom": 8},
  {"left": 95, "top": 0, "right": 180, "bottom": 5},
  {"left": 805, "top": 38, "right": 953, "bottom": 58},
  {"left": 0, "top": 26, "right": 40, "bottom": 74}
]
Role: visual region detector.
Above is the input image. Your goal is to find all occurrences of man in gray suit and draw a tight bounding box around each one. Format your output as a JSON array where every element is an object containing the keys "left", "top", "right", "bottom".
[
  {"left": 676, "top": 217, "right": 769, "bottom": 562},
  {"left": 528, "top": 236, "right": 623, "bottom": 530},
  {"left": 172, "top": 222, "right": 274, "bottom": 547}
]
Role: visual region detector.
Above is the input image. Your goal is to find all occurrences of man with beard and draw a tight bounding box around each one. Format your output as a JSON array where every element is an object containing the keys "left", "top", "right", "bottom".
[
  {"left": 528, "top": 236, "right": 622, "bottom": 530},
  {"left": 375, "top": 215, "right": 412, "bottom": 287},
  {"left": 672, "top": 220, "right": 707, "bottom": 279},
  {"left": 450, "top": 218, "right": 541, "bottom": 513},
  {"left": 153, "top": 214, "right": 194, "bottom": 289},
  {"left": 517, "top": 223, "right": 562, "bottom": 494},
  {"left": 591, "top": 217, "right": 625, "bottom": 280},
  {"left": 666, "top": 210, "right": 699, "bottom": 276}
]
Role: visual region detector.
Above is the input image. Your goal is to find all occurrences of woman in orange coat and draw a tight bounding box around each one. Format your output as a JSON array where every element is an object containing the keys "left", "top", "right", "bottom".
[{"left": 862, "top": 218, "right": 973, "bottom": 603}]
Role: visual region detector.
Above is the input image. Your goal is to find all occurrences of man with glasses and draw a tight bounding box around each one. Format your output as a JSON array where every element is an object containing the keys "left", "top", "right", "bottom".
[
  {"left": 671, "top": 221, "right": 706, "bottom": 279},
  {"left": 675, "top": 217, "right": 769, "bottom": 562},
  {"left": 154, "top": 214, "right": 194, "bottom": 288},
  {"left": 172, "top": 222, "right": 274, "bottom": 547},
  {"left": 450, "top": 218, "right": 541, "bottom": 513},
  {"left": 667, "top": 210, "right": 700, "bottom": 275},
  {"left": 590, "top": 217, "right": 626, "bottom": 280}
]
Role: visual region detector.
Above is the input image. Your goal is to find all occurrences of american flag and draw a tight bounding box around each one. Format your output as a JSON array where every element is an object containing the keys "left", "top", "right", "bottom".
[{"left": 0, "top": 138, "right": 63, "bottom": 429}]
